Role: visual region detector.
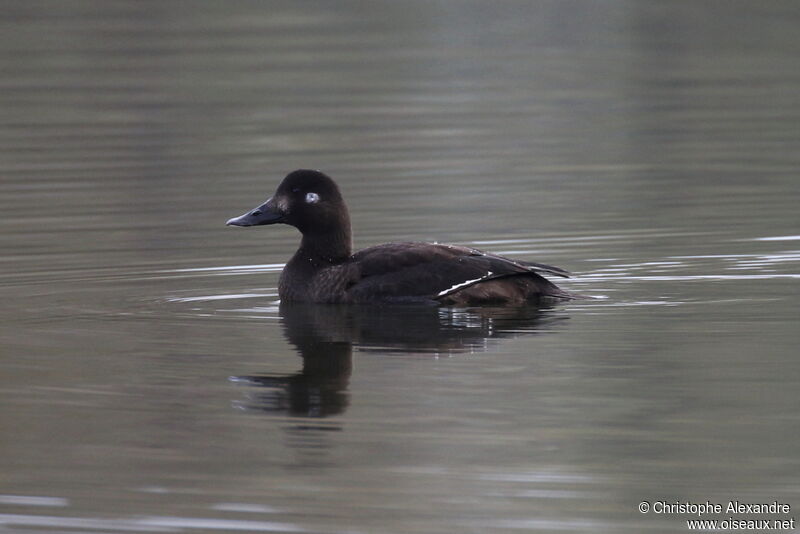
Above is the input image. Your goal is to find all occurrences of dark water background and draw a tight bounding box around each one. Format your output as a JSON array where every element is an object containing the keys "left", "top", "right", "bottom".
[{"left": 1, "top": 1, "right": 799, "bottom": 533}]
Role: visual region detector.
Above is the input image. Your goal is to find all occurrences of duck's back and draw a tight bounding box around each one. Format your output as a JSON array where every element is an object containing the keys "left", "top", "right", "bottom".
[{"left": 326, "top": 242, "right": 573, "bottom": 305}]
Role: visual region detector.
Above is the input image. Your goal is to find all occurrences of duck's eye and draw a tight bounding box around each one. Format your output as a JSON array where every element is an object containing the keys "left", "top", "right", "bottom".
[
  {"left": 305, "top": 192, "right": 320, "bottom": 204},
  {"left": 291, "top": 187, "right": 300, "bottom": 193}
]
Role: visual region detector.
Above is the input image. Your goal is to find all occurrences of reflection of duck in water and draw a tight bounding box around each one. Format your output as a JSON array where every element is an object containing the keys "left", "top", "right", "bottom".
[
  {"left": 231, "top": 302, "right": 566, "bottom": 417},
  {"left": 227, "top": 169, "right": 580, "bottom": 305},
  {"left": 231, "top": 305, "right": 352, "bottom": 418}
]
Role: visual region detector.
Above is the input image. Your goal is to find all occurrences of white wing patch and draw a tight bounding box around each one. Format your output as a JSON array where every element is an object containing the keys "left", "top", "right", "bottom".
[{"left": 436, "top": 271, "right": 494, "bottom": 297}]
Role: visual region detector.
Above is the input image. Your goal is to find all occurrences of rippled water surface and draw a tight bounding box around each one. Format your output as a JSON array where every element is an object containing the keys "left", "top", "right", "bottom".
[{"left": 2, "top": 2, "right": 799, "bottom": 533}]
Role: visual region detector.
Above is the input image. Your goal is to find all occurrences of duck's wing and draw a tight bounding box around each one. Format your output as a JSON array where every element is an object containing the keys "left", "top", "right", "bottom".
[{"left": 345, "top": 242, "right": 568, "bottom": 303}]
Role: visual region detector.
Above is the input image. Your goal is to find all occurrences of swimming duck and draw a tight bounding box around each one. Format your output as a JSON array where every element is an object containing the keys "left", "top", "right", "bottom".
[{"left": 226, "top": 169, "right": 576, "bottom": 305}]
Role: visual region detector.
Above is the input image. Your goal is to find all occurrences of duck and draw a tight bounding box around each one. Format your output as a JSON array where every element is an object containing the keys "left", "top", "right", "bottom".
[{"left": 226, "top": 169, "right": 577, "bottom": 305}]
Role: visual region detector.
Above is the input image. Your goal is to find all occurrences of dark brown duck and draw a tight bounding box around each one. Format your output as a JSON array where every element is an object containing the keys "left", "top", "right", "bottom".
[{"left": 226, "top": 169, "right": 577, "bottom": 305}]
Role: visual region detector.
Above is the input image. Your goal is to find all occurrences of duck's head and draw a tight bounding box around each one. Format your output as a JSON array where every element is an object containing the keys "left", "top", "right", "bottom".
[{"left": 226, "top": 169, "right": 350, "bottom": 235}]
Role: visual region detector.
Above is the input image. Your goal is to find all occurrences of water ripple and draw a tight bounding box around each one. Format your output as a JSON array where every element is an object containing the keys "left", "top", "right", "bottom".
[
  {"left": 0, "top": 513, "right": 305, "bottom": 532},
  {"left": 165, "top": 292, "right": 277, "bottom": 303},
  {"left": 158, "top": 264, "right": 284, "bottom": 276},
  {"left": 751, "top": 235, "right": 800, "bottom": 241}
]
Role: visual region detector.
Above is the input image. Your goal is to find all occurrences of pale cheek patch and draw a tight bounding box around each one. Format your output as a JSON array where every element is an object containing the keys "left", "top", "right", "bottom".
[{"left": 305, "top": 192, "right": 320, "bottom": 204}]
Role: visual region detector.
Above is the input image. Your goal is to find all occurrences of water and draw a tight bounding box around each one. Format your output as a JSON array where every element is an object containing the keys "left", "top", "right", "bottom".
[{"left": 1, "top": 1, "right": 799, "bottom": 533}]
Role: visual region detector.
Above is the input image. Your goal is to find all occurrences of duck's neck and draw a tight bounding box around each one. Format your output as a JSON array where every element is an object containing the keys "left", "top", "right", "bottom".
[
  {"left": 295, "top": 227, "right": 353, "bottom": 266},
  {"left": 279, "top": 208, "right": 353, "bottom": 302}
]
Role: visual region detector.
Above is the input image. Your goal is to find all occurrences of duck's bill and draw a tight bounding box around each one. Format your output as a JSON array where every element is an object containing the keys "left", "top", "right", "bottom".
[{"left": 226, "top": 199, "right": 284, "bottom": 226}]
